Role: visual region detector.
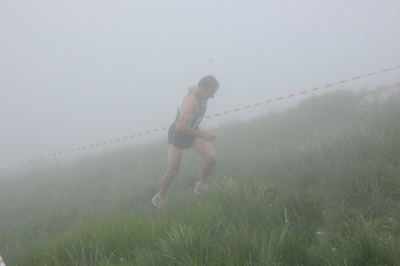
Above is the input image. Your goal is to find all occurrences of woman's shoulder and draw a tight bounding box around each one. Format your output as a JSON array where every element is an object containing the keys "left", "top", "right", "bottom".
[{"left": 188, "top": 86, "right": 198, "bottom": 93}]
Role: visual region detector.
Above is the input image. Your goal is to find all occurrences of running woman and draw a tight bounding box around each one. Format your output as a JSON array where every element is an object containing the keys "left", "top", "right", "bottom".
[{"left": 152, "top": 75, "right": 219, "bottom": 209}]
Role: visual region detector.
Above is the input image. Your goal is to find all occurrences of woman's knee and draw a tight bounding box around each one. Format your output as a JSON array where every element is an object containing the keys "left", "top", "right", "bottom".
[{"left": 206, "top": 153, "right": 217, "bottom": 164}]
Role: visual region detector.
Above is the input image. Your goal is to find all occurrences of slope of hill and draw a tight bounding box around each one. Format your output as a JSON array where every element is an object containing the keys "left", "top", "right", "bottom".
[{"left": 1, "top": 85, "right": 400, "bottom": 265}]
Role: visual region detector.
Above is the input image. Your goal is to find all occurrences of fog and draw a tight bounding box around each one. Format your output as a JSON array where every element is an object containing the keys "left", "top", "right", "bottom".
[{"left": 1, "top": 0, "right": 400, "bottom": 170}]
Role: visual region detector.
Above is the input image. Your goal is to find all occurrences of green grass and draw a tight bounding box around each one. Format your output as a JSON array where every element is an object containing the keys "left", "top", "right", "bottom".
[{"left": 1, "top": 85, "right": 400, "bottom": 265}]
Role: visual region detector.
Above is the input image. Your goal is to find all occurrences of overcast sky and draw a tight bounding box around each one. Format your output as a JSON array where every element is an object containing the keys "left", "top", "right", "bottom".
[{"left": 1, "top": 0, "right": 400, "bottom": 169}]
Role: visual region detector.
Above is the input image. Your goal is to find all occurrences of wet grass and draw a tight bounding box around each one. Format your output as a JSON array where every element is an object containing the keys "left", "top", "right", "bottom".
[{"left": 1, "top": 85, "right": 400, "bottom": 265}]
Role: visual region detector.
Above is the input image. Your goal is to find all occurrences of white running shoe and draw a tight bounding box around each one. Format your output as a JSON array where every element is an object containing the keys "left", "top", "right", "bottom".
[
  {"left": 152, "top": 194, "right": 166, "bottom": 211},
  {"left": 194, "top": 183, "right": 209, "bottom": 194}
]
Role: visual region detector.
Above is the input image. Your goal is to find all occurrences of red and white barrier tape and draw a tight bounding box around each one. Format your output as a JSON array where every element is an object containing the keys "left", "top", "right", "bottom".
[
  {"left": 1, "top": 65, "right": 399, "bottom": 171},
  {"left": 0, "top": 126, "right": 169, "bottom": 171},
  {"left": 204, "top": 65, "right": 400, "bottom": 119}
]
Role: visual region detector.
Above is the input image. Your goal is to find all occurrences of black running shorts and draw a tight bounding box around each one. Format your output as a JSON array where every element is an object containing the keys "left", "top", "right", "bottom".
[{"left": 168, "top": 124, "right": 199, "bottom": 150}]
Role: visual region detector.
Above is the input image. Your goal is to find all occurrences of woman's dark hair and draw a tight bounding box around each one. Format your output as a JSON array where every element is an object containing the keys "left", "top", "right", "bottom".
[{"left": 198, "top": 75, "right": 219, "bottom": 90}]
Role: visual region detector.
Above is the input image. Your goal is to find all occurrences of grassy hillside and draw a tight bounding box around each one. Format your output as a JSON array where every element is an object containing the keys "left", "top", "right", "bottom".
[{"left": 1, "top": 85, "right": 400, "bottom": 265}]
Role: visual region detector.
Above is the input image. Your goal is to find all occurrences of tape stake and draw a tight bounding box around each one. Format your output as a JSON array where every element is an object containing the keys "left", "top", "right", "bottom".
[{"left": 0, "top": 255, "right": 6, "bottom": 266}]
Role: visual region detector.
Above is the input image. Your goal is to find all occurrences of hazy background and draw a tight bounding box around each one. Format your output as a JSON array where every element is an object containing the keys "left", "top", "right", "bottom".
[{"left": 1, "top": 0, "right": 400, "bottom": 170}]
